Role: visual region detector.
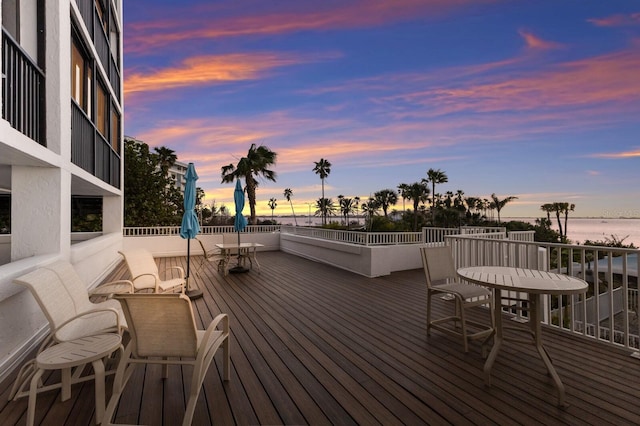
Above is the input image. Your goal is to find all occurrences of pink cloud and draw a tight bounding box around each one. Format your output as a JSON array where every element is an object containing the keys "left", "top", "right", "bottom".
[
  {"left": 518, "top": 29, "right": 563, "bottom": 50},
  {"left": 588, "top": 149, "right": 640, "bottom": 159},
  {"left": 125, "top": 0, "right": 501, "bottom": 54},
  {"left": 588, "top": 13, "right": 640, "bottom": 27},
  {"left": 375, "top": 45, "right": 640, "bottom": 117}
]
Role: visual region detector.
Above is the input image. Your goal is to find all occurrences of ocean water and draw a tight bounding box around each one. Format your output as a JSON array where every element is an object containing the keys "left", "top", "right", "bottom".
[
  {"left": 505, "top": 218, "right": 640, "bottom": 247},
  {"left": 267, "top": 216, "right": 640, "bottom": 247}
]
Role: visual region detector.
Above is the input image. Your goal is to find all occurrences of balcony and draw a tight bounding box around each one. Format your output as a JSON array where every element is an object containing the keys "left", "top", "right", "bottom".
[
  {"left": 1, "top": 229, "right": 639, "bottom": 424},
  {"left": 71, "top": 102, "right": 120, "bottom": 187},
  {"left": 1, "top": 29, "right": 46, "bottom": 146}
]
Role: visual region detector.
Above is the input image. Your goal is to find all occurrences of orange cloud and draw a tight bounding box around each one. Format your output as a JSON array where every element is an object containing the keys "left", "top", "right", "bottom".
[
  {"left": 588, "top": 13, "right": 640, "bottom": 27},
  {"left": 125, "top": 0, "right": 500, "bottom": 54},
  {"left": 124, "top": 52, "right": 337, "bottom": 95},
  {"left": 588, "top": 149, "right": 640, "bottom": 159},
  {"left": 518, "top": 29, "right": 563, "bottom": 50}
]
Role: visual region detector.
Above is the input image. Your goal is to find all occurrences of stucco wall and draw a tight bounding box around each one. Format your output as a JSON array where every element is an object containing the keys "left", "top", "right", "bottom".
[{"left": 280, "top": 233, "right": 423, "bottom": 277}]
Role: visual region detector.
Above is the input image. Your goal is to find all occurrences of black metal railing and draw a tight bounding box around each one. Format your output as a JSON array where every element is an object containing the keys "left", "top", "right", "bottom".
[
  {"left": 71, "top": 101, "right": 120, "bottom": 188},
  {"left": 2, "top": 29, "right": 46, "bottom": 145}
]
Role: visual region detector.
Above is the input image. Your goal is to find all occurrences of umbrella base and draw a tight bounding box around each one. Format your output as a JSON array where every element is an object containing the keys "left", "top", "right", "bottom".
[
  {"left": 229, "top": 265, "right": 249, "bottom": 274},
  {"left": 186, "top": 289, "right": 203, "bottom": 300}
]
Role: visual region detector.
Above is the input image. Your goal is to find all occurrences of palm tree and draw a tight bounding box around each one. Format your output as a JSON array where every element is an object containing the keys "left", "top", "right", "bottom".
[
  {"left": 337, "top": 195, "right": 360, "bottom": 229},
  {"left": 153, "top": 146, "right": 177, "bottom": 176},
  {"left": 268, "top": 198, "right": 277, "bottom": 222},
  {"left": 549, "top": 202, "right": 575, "bottom": 241},
  {"left": 221, "top": 143, "right": 277, "bottom": 225},
  {"left": 283, "top": 188, "right": 298, "bottom": 226},
  {"left": 397, "top": 183, "right": 409, "bottom": 212},
  {"left": 563, "top": 203, "right": 575, "bottom": 240},
  {"left": 404, "top": 181, "right": 430, "bottom": 231},
  {"left": 425, "top": 168, "right": 448, "bottom": 224},
  {"left": 540, "top": 203, "right": 554, "bottom": 222},
  {"left": 490, "top": 193, "right": 518, "bottom": 224},
  {"left": 360, "top": 198, "right": 381, "bottom": 231},
  {"left": 313, "top": 159, "right": 331, "bottom": 224},
  {"left": 315, "top": 197, "right": 336, "bottom": 222},
  {"left": 374, "top": 189, "right": 398, "bottom": 218}
]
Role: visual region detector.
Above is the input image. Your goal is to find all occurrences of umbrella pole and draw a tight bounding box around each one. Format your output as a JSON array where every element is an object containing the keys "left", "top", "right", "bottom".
[
  {"left": 185, "top": 238, "right": 203, "bottom": 300},
  {"left": 229, "top": 230, "right": 249, "bottom": 273}
]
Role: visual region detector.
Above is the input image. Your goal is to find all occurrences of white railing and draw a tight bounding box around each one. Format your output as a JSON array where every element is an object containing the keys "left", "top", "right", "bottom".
[
  {"left": 280, "top": 226, "right": 423, "bottom": 246},
  {"left": 422, "top": 226, "right": 509, "bottom": 244},
  {"left": 507, "top": 230, "right": 536, "bottom": 242},
  {"left": 123, "top": 225, "right": 280, "bottom": 236},
  {"left": 445, "top": 234, "right": 640, "bottom": 351}
]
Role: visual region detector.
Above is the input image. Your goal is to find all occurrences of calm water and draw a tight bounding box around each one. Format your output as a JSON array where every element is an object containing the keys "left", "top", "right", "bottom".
[
  {"left": 506, "top": 217, "right": 640, "bottom": 247},
  {"left": 266, "top": 216, "right": 640, "bottom": 247}
]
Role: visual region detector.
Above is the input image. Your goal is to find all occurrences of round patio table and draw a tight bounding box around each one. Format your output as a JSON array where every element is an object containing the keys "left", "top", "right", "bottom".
[
  {"left": 28, "top": 333, "right": 122, "bottom": 426},
  {"left": 457, "top": 266, "right": 588, "bottom": 407}
]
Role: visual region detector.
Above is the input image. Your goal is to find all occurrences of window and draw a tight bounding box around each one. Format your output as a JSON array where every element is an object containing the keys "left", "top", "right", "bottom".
[
  {"left": 2, "top": 0, "right": 19, "bottom": 41},
  {"left": 111, "top": 107, "right": 120, "bottom": 153},
  {"left": 109, "top": 12, "right": 120, "bottom": 61},
  {"left": 71, "top": 37, "right": 92, "bottom": 117},
  {"left": 71, "top": 42, "right": 85, "bottom": 107},
  {"left": 96, "top": 81, "right": 107, "bottom": 137},
  {"left": 95, "top": 0, "right": 108, "bottom": 34}
]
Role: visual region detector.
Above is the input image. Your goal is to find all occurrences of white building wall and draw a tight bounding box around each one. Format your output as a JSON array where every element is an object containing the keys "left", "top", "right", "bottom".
[{"left": 0, "top": 0, "right": 125, "bottom": 383}]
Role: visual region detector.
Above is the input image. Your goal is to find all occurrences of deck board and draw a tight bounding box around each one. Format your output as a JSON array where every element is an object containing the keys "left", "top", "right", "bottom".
[{"left": 2, "top": 250, "right": 640, "bottom": 425}]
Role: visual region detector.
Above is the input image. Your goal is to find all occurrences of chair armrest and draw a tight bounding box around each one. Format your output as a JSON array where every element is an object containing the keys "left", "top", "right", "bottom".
[
  {"left": 202, "top": 314, "right": 229, "bottom": 343},
  {"left": 52, "top": 307, "right": 122, "bottom": 341},
  {"left": 89, "top": 280, "right": 134, "bottom": 297}
]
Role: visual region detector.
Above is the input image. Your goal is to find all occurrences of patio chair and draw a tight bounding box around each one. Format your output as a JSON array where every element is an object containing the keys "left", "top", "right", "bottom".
[
  {"left": 195, "top": 237, "right": 227, "bottom": 276},
  {"left": 421, "top": 246, "right": 494, "bottom": 353},
  {"left": 118, "top": 248, "right": 185, "bottom": 293},
  {"left": 103, "top": 293, "right": 230, "bottom": 426},
  {"left": 9, "top": 260, "right": 128, "bottom": 401}
]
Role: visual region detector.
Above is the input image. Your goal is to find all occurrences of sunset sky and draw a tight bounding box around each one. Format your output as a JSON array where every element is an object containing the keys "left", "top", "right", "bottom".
[{"left": 123, "top": 1, "right": 640, "bottom": 219}]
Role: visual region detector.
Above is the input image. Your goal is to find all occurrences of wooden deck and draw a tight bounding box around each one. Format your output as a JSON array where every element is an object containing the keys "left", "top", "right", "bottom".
[{"left": 2, "top": 251, "right": 640, "bottom": 425}]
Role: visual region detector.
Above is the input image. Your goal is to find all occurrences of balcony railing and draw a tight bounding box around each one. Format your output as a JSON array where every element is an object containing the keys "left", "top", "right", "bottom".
[
  {"left": 446, "top": 234, "right": 640, "bottom": 351},
  {"left": 2, "top": 29, "right": 45, "bottom": 145},
  {"left": 123, "top": 225, "right": 281, "bottom": 236},
  {"left": 281, "top": 225, "right": 423, "bottom": 246},
  {"left": 71, "top": 102, "right": 120, "bottom": 187}
]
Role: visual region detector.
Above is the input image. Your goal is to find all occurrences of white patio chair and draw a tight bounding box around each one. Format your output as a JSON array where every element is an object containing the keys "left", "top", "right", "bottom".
[
  {"left": 9, "top": 261, "right": 128, "bottom": 401},
  {"left": 104, "top": 293, "right": 230, "bottom": 426},
  {"left": 118, "top": 249, "right": 185, "bottom": 293},
  {"left": 421, "top": 246, "right": 494, "bottom": 353}
]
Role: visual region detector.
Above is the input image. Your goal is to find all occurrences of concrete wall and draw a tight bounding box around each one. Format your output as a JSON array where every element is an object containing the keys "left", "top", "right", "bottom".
[{"left": 280, "top": 233, "right": 423, "bottom": 277}]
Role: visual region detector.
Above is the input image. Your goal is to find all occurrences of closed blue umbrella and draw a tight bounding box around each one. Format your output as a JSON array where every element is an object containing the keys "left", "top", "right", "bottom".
[
  {"left": 230, "top": 179, "right": 248, "bottom": 273},
  {"left": 180, "top": 163, "right": 202, "bottom": 298}
]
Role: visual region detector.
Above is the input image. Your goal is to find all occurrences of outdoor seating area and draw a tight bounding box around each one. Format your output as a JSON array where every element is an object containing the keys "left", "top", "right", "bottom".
[{"left": 1, "top": 251, "right": 640, "bottom": 425}]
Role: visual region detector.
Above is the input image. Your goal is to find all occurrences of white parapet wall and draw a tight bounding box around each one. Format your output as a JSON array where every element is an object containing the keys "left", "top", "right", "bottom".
[{"left": 280, "top": 233, "right": 423, "bottom": 277}]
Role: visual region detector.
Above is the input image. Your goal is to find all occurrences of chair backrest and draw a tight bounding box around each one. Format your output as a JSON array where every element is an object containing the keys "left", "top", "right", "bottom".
[
  {"left": 13, "top": 260, "right": 92, "bottom": 335},
  {"left": 420, "top": 246, "right": 458, "bottom": 288},
  {"left": 196, "top": 238, "right": 221, "bottom": 258},
  {"left": 119, "top": 249, "right": 159, "bottom": 286},
  {"left": 114, "top": 293, "right": 198, "bottom": 358}
]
